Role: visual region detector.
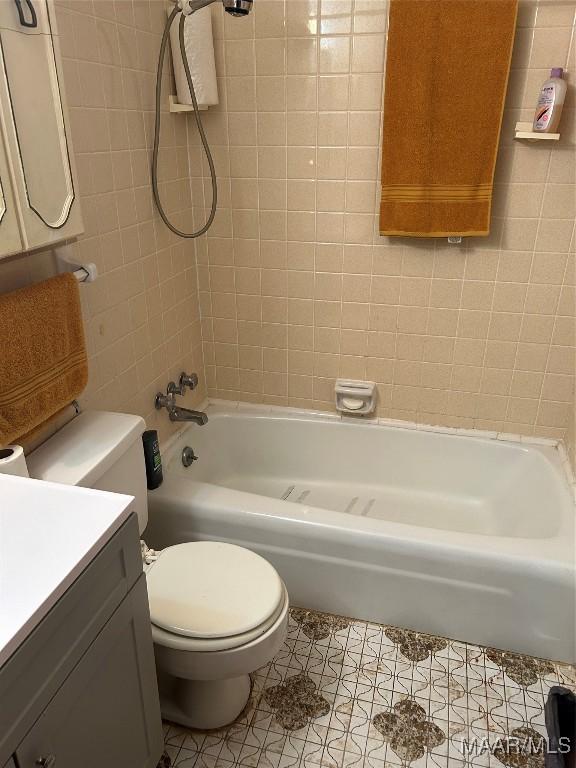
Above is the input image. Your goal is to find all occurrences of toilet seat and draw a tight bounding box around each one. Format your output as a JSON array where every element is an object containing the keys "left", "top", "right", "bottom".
[
  {"left": 146, "top": 541, "right": 286, "bottom": 651},
  {"left": 151, "top": 584, "right": 289, "bottom": 653}
]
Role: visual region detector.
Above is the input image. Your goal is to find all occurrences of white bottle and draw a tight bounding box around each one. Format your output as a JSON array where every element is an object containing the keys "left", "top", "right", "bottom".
[{"left": 533, "top": 68, "right": 567, "bottom": 133}]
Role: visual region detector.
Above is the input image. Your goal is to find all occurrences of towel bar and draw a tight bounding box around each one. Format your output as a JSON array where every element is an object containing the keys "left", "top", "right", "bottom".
[
  {"left": 72, "top": 264, "right": 98, "bottom": 283},
  {"left": 55, "top": 245, "right": 97, "bottom": 284}
]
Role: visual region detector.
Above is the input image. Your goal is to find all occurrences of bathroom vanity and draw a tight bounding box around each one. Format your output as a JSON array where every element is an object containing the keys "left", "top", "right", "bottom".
[{"left": 0, "top": 475, "right": 163, "bottom": 768}]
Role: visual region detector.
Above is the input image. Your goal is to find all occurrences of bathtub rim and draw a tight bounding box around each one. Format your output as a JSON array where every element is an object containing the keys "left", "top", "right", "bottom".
[{"left": 168, "top": 399, "right": 574, "bottom": 484}]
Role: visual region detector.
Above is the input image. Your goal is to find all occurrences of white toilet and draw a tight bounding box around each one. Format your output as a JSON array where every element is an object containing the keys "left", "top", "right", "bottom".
[{"left": 27, "top": 411, "right": 289, "bottom": 730}]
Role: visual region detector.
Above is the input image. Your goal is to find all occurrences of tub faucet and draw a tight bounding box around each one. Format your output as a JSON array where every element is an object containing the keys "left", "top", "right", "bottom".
[
  {"left": 167, "top": 404, "right": 209, "bottom": 425},
  {"left": 155, "top": 375, "right": 208, "bottom": 425}
]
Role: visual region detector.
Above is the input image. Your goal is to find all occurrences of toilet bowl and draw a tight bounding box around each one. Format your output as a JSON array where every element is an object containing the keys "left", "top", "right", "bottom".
[
  {"left": 146, "top": 540, "right": 289, "bottom": 729},
  {"left": 26, "top": 411, "right": 289, "bottom": 730}
]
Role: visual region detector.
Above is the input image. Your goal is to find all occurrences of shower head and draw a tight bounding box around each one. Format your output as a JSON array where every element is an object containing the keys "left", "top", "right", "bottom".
[
  {"left": 175, "top": 0, "right": 253, "bottom": 17},
  {"left": 223, "top": 0, "right": 252, "bottom": 16}
]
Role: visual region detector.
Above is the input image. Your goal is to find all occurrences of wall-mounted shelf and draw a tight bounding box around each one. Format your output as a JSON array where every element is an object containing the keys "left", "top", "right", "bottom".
[
  {"left": 514, "top": 122, "right": 560, "bottom": 141},
  {"left": 168, "top": 95, "right": 208, "bottom": 113}
]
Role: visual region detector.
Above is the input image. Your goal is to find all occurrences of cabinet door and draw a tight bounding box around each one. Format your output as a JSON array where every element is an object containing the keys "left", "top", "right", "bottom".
[
  {"left": 15, "top": 577, "right": 163, "bottom": 768},
  {"left": 0, "top": 135, "right": 22, "bottom": 257},
  {"left": 0, "top": 0, "right": 83, "bottom": 251}
]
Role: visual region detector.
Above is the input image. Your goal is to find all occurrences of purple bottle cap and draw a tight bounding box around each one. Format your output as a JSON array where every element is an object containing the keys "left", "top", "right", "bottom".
[{"left": 551, "top": 67, "right": 564, "bottom": 78}]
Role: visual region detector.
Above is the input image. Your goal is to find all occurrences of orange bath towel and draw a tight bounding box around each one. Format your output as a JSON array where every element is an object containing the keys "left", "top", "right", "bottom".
[
  {"left": 380, "top": 0, "right": 518, "bottom": 238},
  {"left": 0, "top": 273, "right": 88, "bottom": 446}
]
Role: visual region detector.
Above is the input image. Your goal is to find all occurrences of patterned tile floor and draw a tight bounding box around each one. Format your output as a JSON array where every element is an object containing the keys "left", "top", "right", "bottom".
[{"left": 160, "top": 608, "right": 576, "bottom": 768}]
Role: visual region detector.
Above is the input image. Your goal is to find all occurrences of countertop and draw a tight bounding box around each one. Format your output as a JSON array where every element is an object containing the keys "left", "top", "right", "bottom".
[{"left": 0, "top": 474, "right": 134, "bottom": 667}]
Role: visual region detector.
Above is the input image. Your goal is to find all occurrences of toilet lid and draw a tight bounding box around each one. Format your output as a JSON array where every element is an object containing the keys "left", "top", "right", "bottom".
[{"left": 146, "top": 542, "right": 285, "bottom": 640}]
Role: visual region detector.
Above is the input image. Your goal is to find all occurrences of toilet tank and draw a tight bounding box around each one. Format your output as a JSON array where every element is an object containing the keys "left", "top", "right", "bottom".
[{"left": 27, "top": 411, "right": 149, "bottom": 533}]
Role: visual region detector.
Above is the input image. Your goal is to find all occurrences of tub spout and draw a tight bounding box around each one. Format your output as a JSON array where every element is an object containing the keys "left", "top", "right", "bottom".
[
  {"left": 168, "top": 405, "right": 208, "bottom": 425},
  {"left": 155, "top": 382, "right": 208, "bottom": 425}
]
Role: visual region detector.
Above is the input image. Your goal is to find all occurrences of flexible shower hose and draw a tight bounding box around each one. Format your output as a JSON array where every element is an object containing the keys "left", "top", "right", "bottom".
[{"left": 152, "top": 6, "right": 218, "bottom": 238}]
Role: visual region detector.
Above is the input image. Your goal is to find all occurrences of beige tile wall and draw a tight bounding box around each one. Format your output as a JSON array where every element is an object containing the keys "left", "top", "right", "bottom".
[
  {"left": 0, "top": 0, "right": 573, "bottom": 450},
  {"left": 568, "top": 402, "right": 576, "bottom": 467},
  {"left": 192, "top": 0, "right": 576, "bottom": 443},
  {"left": 0, "top": 0, "right": 206, "bottom": 444}
]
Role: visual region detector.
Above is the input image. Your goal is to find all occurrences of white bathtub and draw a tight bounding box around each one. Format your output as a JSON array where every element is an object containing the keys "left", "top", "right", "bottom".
[{"left": 145, "top": 402, "right": 576, "bottom": 663}]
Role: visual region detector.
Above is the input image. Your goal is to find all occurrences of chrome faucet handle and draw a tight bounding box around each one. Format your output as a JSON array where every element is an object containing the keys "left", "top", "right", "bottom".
[
  {"left": 167, "top": 380, "right": 183, "bottom": 396},
  {"left": 155, "top": 391, "right": 176, "bottom": 411},
  {"left": 179, "top": 372, "right": 198, "bottom": 392}
]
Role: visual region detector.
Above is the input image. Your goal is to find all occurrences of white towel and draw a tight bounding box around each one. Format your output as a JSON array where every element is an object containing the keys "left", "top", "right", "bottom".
[{"left": 168, "top": 6, "right": 219, "bottom": 108}]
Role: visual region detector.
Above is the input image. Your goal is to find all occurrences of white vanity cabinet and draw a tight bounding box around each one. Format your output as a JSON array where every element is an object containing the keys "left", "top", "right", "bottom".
[
  {"left": 13, "top": 575, "right": 161, "bottom": 768},
  {"left": 0, "top": 477, "right": 163, "bottom": 768},
  {"left": 0, "top": 0, "right": 83, "bottom": 258}
]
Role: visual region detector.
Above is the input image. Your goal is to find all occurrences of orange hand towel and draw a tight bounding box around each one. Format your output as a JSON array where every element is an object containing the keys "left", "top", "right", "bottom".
[
  {"left": 380, "top": 0, "right": 518, "bottom": 238},
  {"left": 0, "top": 273, "right": 88, "bottom": 446}
]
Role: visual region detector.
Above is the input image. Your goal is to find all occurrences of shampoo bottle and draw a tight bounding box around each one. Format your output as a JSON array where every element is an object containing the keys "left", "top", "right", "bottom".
[
  {"left": 142, "top": 429, "right": 163, "bottom": 490},
  {"left": 533, "top": 68, "right": 567, "bottom": 133}
]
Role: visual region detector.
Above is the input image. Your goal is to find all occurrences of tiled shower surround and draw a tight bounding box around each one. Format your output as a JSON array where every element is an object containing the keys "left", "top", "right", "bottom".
[
  {"left": 54, "top": 0, "right": 207, "bottom": 440},
  {"left": 0, "top": 0, "right": 573, "bottom": 449},
  {"left": 0, "top": 0, "right": 206, "bottom": 443},
  {"left": 160, "top": 608, "right": 576, "bottom": 768},
  {"left": 193, "top": 0, "right": 576, "bottom": 445}
]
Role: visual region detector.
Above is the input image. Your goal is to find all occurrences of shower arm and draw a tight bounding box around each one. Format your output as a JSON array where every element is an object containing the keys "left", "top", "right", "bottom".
[
  {"left": 169, "top": 0, "right": 217, "bottom": 15},
  {"left": 169, "top": 0, "right": 253, "bottom": 15}
]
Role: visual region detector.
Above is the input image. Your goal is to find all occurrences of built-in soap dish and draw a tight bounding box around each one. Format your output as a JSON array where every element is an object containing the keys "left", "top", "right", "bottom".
[{"left": 335, "top": 380, "right": 377, "bottom": 416}]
